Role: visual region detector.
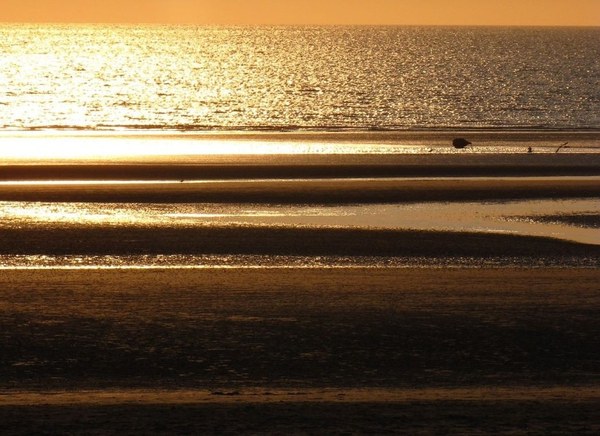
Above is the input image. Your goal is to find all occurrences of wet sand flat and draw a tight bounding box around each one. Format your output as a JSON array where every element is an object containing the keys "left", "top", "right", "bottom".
[
  {"left": 1, "top": 398, "right": 598, "bottom": 435},
  {"left": 1, "top": 387, "right": 598, "bottom": 434},
  {"left": 1, "top": 267, "right": 599, "bottom": 433},
  {"left": 1, "top": 134, "right": 599, "bottom": 432},
  {"left": 2, "top": 154, "right": 600, "bottom": 182},
  {"left": 2, "top": 223, "right": 600, "bottom": 258},
  {"left": 1, "top": 177, "right": 600, "bottom": 203},
  {"left": 1, "top": 267, "right": 598, "bottom": 390},
  {"left": 3, "top": 386, "right": 599, "bottom": 406}
]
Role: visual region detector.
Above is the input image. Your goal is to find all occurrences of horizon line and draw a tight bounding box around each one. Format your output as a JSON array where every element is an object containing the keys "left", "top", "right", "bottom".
[{"left": 1, "top": 22, "right": 599, "bottom": 28}]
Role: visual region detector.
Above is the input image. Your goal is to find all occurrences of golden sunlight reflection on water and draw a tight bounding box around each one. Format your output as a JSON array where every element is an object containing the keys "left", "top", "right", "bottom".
[
  {"left": 0, "top": 134, "right": 422, "bottom": 159},
  {"left": 1, "top": 254, "right": 585, "bottom": 270},
  {"left": 1, "top": 198, "right": 598, "bottom": 245},
  {"left": 1, "top": 26, "right": 599, "bottom": 131},
  {"left": 1, "top": 133, "right": 598, "bottom": 161}
]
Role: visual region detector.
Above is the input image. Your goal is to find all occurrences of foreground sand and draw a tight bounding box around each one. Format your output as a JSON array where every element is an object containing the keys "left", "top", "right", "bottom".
[
  {"left": 1, "top": 395, "right": 597, "bottom": 434},
  {"left": 1, "top": 389, "right": 598, "bottom": 434},
  {"left": 1, "top": 267, "right": 598, "bottom": 433}
]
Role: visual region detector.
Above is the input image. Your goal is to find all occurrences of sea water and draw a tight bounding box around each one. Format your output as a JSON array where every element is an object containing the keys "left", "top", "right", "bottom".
[{"left": 0, "top": 25, "right": 598, "bottom": 132}]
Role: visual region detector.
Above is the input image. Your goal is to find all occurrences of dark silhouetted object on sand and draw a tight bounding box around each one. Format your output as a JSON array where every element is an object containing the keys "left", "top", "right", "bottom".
[
  {"left": 452, "top": 138, "right": 471, "bottom": 149},
  {"left": 555, "top": 142, "right": 569, "bottom": 153}
]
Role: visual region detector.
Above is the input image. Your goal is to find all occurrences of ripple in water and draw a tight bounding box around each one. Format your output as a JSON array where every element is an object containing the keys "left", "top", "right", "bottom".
[{"left": 0, "top": 26, "right": 598, "bottom": 131}]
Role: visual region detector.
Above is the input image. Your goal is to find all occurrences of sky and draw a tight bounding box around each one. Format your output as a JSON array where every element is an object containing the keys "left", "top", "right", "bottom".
[{"left": 1, "top": 0, "right": 599, "bottom": 26}]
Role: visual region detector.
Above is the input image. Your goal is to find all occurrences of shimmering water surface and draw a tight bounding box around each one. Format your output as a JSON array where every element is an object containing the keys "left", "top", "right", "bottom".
[
  {"left": 1, "top": 197, "right": 598, "bottom": 269},
  {"left": 2, "top": 197, "right": 599, "bottom": 244},
  {"left": 0, "top": 131, "right": 599, "bottom": 160},
  {"left": 1, "top": 254, "right": 597, "bottom": 269},
  {"left": 1, "top": 25, "right": 599, "bottom": 131}
]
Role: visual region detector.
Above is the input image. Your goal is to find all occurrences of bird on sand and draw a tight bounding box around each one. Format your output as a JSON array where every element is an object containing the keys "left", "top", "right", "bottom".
[{"left": 452, "top": 138, "right": 471, "bottom": 149}]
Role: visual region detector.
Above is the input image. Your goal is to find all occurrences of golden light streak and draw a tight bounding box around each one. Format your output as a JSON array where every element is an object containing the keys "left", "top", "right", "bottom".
[{"left": 0, "top": 136, "right": 328, "bottom": 159}]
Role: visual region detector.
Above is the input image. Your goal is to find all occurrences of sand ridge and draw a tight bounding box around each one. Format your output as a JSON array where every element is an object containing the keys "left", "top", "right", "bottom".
[{"left": 2, "top": 386, "right": 599, "bottom": 406}]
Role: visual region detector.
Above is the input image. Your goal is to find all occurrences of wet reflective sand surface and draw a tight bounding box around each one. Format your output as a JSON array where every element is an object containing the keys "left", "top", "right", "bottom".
[
  {"left": 1, "top": 267, "right": 599, "bottom": 433},
  {"left": 0, "top": 195, "right": 599, "bottom": 271},
  {"left": 1, "top": 133, "right": 599, "bottom": 434}
]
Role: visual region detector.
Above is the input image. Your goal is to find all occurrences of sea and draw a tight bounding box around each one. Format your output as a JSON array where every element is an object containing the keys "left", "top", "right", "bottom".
[{"left": 0, "top": 25, "right": 598, "bottom": 131}]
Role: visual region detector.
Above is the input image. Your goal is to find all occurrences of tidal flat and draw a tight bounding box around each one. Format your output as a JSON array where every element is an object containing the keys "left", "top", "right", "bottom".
[
  {"left": 1, "top": 132, "right": 599, "bottom": 433},
  {"left": 0, "top": 267, "right": 599, "bottom": 434}
]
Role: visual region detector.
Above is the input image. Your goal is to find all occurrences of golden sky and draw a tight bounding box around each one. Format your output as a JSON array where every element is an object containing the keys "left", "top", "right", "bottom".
[{"left": 1, "top": 0, "right": 599, "bottom": 26}]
